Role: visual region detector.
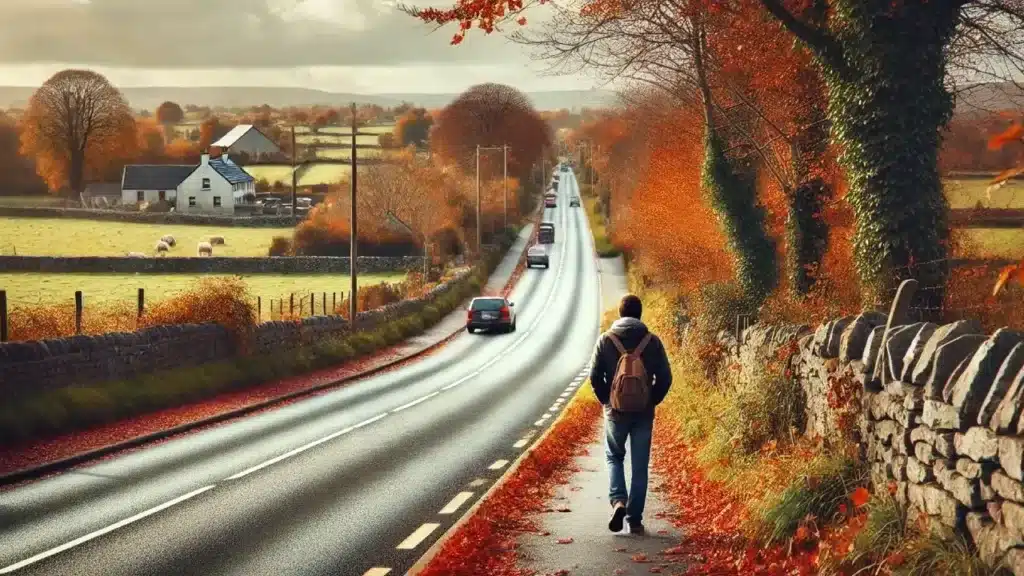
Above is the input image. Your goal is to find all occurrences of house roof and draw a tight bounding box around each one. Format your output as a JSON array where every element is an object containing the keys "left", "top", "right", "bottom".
[
  {"left": 212, "top": 124, "right": 278, "bottom": 150},
  {"left": 83, "top": 182, "right": 121, "bottom": 197},
  {"left": 121, "top": 165, "right": 195, "bottom": 191},
  {"left": 209, "top": 156, "right": 254, "bottom": 184}
]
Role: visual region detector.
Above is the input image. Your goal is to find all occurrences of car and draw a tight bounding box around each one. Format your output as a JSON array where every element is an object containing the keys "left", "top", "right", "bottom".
[
  {"left": 526, "top": 245, "right": 549, "bottom": 268},
  {"left": 466, "top": 296, "right": 516, "bottom": 334},
  {"left": 570, "top": 196, "right": 581, "bottom": 207},
  {"left": 545, "top": 195, "right": 557, "bottom": 208},
  {"left": 538, "top": 222, "right": 555, "bottom": 243}
]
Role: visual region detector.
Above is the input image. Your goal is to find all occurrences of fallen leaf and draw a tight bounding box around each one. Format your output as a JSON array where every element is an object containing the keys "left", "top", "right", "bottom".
[
  {"left": 556, "top": 537, "right": 574, "bottom": 544},
  {"left": 850, "top": 486, "right": 871, "bottom": 508},
  {"left": 556, "top": 506, "right": 572, "bottom": 512},
  {"left": 661, "top": 546, "right": 685, "bottom": 555},
  {"left": 631, "top": 553, "right": 649, "bottom": 563},
  {"left": 615, "top": 547, "right": 628, "bottom": 552}
]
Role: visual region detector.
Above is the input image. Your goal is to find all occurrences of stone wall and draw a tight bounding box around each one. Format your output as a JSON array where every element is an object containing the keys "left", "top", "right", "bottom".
[
  {"left": 0, "top": 255, "right": 423, "bottom": 274},
  {"left": 724, "top": 314, "right": 1024, "bottom": 574},
  {"left": 0, "top": 268, "right": 473, "bottom": 399},
  {"left": 0, "top": 206, "right": 302, "bottom": 227}
]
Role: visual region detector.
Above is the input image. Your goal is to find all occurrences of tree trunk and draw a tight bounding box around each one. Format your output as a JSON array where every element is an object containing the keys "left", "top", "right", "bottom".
[{"left": 69, "top": 151, "right": 85, "bottom": 195}]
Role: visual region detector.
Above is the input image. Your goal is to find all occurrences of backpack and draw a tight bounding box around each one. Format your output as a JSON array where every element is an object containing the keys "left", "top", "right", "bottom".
[{"left": 608, "top": 333, "right": 654, "bottom": 412}]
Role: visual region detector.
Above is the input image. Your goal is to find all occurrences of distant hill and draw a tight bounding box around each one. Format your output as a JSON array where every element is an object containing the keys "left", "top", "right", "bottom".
[
  {"left": 955, "top": 81, "right": 1024, "bottom": 115},
  {"left": 0, "top": 86, "right": 618, "bottom": 112}
]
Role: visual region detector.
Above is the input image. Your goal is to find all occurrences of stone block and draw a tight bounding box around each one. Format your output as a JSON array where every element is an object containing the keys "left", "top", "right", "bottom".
[
  {"left": 916, "top": 442, "right": 939, "bottom": 465},
  {"left": 924, "top": 334, "right": 987, "bottom": 400},
  {"left": 937, "top": 470, "right": 983, "bottom": 508},
  {"left": 840, "top": 311, "right": 886, "bottom": 363},
  {"left": 911, "top": 424, "right": 937, "bottom": 445},
  {"left": 1001, "top": 436, "right": 1024, "bottom": 481},
  {"left": 861, "top": 325, "right": 885, "bottom": 381},
  {"left": 907, "top": 456, "right": 935, "bottom": 483},
  {"left": 871, "top": 392, "right": 897, "bottom": 421},
  {"left": 934, "top": 458, "right": 957, "bottom": 486},
  {"left": 907, "top": 482, "right": 966, "bottom": 528},
  {"left": 993, "top": 471, "right": 1024, "bottom": 503},
  {"left": 913, "top": 319, "right": 985, "bottom": 385},
  {"left": 901, "top": 322, "right": 938, "bottom": 382},
  {"left": 824, "top": 315, "right": 854, "bottom": 359},
  {"left": 995, "top": 361, "right": 1024, "bottom": 436},
  {"left": 935, "top": 433, "right": 957, "bottom": 458},
  {"left": 982, "top": 477, "right": 997, "bottom": 501},
  {"left": 812, "top": 321, "right": 832, "bottom": 357},
  {"left": 875, "top": 419, "right": 899, "bottom": 446},
  {"left": 966, "top": 512, "right": 1023, "bottom": 567},
  {"left": 892, "top": 453, "right": 908, "bottom": 481},
  {"left": 1004, "top": 501, "right": 1024, "bottom": 540},
  {"left": 1004, "top": 548, "right": 1024, "bottom": 576},
  {"left": 948, "top": 329, "right": 1024, "bottom": 425},
  {"left": 922, "top": 399, "right": 965, "bottom": 431},
  {"left": 982, "top": 342, "right": 1024, "bottom": 430},
  {"left": 882, "top": 323, "right": 923, "bottom": 386},
  {"left": 955, "top": 427, "right": 1000, "bottom": 462},
  {"left": 957, "top": 457, "right": 998, "bottom": 480}
]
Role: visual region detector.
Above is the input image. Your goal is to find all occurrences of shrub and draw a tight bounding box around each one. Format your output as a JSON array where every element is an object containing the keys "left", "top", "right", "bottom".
[
  {"left": 336, "top": 282, "right": 405, "bottom": 317},
  {"left": 268, "top": 235, "right": 292, "bottom": 256},
  {"left": 141, "top": 277, "right": 257, "bottom": 347},
  {"left": 839, "top": 492, "right": 907, "bottom": 570},
  {"left": 421, "top": 305, "right": 441, "bottom": 326}
]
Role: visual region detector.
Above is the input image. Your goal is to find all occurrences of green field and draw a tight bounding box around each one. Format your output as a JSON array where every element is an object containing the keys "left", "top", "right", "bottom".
[
  {"left": 0, "top": 218, "right": 293, "bottom": 257},
  {"left": 957, "top": 229, "right": 1024, "bottom": 259},
  {"left": 0, "top": 272, "right": 405, "bottom": 319},
  {"left": 945, "top": 177, "right": 1024, "bottom": 209},
  {"left": 0, "top": 196, "right": 68, "bottom": 208},
  {"left": 295, "top": 134, "right": 383, "bottom": 146}
]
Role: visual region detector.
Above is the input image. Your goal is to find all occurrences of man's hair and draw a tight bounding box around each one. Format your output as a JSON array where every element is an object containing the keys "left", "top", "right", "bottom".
[{"left": 619, "top": 294, "right": 642, "bottom": 319}]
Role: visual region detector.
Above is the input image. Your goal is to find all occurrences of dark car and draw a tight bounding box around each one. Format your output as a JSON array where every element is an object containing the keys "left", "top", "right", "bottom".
[
  {"left": 526, "top": 244, "right": 549, "bottom": 268},
  {"left": 545, "top": 194, "right": 557, "bottom": 208},
  {"left": 570, "top": 196, "right": 581, "bottom": 207},
  {"left": 466, "top": 297, "right": 517, "bottom": 334},
  {"left": 538, "top": 222, "right": 555, "bottom": 243}
]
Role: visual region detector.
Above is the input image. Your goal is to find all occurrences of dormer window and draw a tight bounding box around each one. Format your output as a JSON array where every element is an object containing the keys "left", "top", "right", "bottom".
[{"left": 202, "top": 178, "right": 210, "bottom": 190}]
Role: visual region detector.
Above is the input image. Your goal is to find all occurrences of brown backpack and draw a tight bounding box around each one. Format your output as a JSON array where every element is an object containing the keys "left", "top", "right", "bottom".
[{"left": 608, "top": 333, "right": 653, "bottom": 412}]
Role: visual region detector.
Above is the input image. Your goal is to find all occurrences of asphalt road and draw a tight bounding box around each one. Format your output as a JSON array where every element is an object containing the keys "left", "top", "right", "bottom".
[{"left": 0, "top": 168, "right": 602, "bottom": 576}]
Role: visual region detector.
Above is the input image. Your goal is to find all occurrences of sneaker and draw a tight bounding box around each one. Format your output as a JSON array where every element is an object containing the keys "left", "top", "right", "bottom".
[
  {"left": 628, "top": 521, "right": 645, "bottom": 535},
  {"left": 608, "top": 502, "right": 627, "bottom": 532}
]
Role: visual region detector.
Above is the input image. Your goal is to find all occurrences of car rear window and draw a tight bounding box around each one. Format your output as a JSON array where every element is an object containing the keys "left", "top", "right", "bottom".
[
  {"left": 471, "top": 298, "right": 505, "bottom": 311},
  {"left": 540, "top": 223, "right": 554, "bottom": 229},
  {"left": 529, "top": 246, "right": 545, "bottom": 254}
]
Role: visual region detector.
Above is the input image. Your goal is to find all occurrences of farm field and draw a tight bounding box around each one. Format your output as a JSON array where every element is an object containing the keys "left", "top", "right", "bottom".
[
  {"left": 295, "top": 134, "right": 383, "bottom": 146},
  {"left": 0, "top": 196, "right": 67, "bottom": 208},
  {"left": 958, "top": 229, "right": 1024, "bottom": 259},
  {"left": 0, "top": 272, "right": 405, "bottom": 316},
  {"left": 0, "top": 218, "right": 293, "bottom": 257},
  {"left": 945, "top": 177, "right": 1024, "bottom": 209}
]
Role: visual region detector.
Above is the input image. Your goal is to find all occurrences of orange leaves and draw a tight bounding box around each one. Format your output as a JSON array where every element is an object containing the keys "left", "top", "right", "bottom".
[
  {"left": 555, "top": 537, "right": 574, "bottom": 544},
  {"left": 993, "top": 260, "right": 1024, "bottom": 296},
  {"left": 988, "top": 122, "right": 1023, "bottom": 150},
  {"left": 849, "top": 486, "right": 871, "bottom": 508}
]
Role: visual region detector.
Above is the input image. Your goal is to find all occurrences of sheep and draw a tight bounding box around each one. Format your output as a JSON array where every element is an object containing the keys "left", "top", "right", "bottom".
[
  {"left": 209, "top": 236, "right": 225, "bottom": 246},
  {"left": 159, "top": 234, "right": 176, "bottom": 247},
  {"left": 197, "top": 241, "right": 213, "bottom": 257},
  {"left": 126, "top": 251, "right": 146, "bottom": 258},
  {"left": 155, "top": 241, "right": 170, "bottom": 254}
]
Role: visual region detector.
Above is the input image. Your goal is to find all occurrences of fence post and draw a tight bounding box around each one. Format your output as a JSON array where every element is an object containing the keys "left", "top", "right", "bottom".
[
  {"left": 310, "top": 293, "right": 315, "bottom": 316},
  {"left": 322, "top": 292, "right": 326, "bottom": 316},
  {"left": 75, "top": 290, "right": 83, "bottom": 335},
  {"left": 257, "top": 296, "right": 262, "bottom": 322},
  {"left": 0, "top": 290, "right": 7, "bottom": 342},
  {"left": 290, "top": 293, "right": 294, "bottom": 316},
  {"left": 333, "top": 292, "right": 337, "bottom": 313},
  {"left": 137, "top": 288, "right": 145, "bottom": 322}
]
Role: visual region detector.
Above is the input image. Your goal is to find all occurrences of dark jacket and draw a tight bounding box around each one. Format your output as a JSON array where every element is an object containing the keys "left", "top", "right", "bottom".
[{"left": 589, "top": 317, "right": 672, "bottom": 421}]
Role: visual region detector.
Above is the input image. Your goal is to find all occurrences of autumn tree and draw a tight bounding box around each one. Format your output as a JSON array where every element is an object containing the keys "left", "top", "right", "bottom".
[
  {"left": 395, "top": 108, "right": 434, "bottom": 148},
  {"left": 431, "top": 83, "right": 551, "bottom": 186},
  {"left": 198, "top": 117, "right": 230, "bottom": 149},
  {"left": 378, "top": 132, "right": 397, "bottom": 148},
  {"left": 20, "top": 69, "right": 135, "bottom": 194},
  {"left": 0, "top": 113, "right": 46, "bottom": 196},
  {"left": 155, "top": 101, "right": 184, "bottom": 125}
]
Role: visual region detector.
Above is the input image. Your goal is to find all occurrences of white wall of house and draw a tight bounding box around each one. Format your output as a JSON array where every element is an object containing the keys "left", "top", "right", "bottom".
[
  {"left": 175, "top": 155, "right": 234, "bottom": 214},
  {"left": 227, "top": 129, "right": 281, "bottom": 157},
  {"left": 121, "top": 189, "right": 176, "bottom": 205},
  {"left": 231, "top": 179, "right": 256, "bottom": 202}
]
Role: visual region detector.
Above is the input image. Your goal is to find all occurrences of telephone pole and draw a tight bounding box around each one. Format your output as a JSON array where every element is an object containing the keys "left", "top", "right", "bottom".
[
  {"left": 475, "top": 145, "right": 481, "bottom": 254},
  {"left": 502, "top": 144, "right": 508, "bottom": 230},
  {"left": 349, "top": 102, "right": 358, "bottom": 325},
  {"left": 290, "top": 126, "right": 297, "bottom": 215}
]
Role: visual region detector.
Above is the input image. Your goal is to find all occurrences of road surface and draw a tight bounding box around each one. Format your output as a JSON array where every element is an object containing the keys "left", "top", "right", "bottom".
[{"left": 0, "top": 168, "right": 601, "bottom": 576}]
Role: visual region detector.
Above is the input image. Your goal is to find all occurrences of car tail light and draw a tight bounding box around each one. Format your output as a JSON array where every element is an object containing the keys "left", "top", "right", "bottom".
[
  {"left": 500, "top": 306, "right": 510, "bottom": 319},
  {"left": 467, "top": 310, "right": 473, "bottom": 321}
]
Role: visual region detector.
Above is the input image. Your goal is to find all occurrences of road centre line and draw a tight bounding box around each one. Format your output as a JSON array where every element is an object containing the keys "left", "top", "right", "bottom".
[
  {"left": 362, "top": 569, "right": 391, "bottom": 576},
  {"left": 488, "top": 459, "right": 509, "bottom": 470},
  {"left": 534, "top": 419, "right": 546, "bottom": 426},
  {"left": 0, "top": 485, "right": 216, "bottom": 574},
  {"left": 541, "top": 413, "right": 551, "bottom": 420},
  {"left": 513, "top": 438, "right": 529, "bottom": 448},
  {"left": 439, "top": 492, "right": 475, "bottom": 515},
  {"left": 469, "top": 478, "right": 487, "bottom": 487},
  {"left": 397, "top": 523, "right": 441, "bottom": 550},
  {"left": 225, "top": 413, "right": 387, "bottom": 480},
  {"left": 392, "top": 392, "right": 439, "bottom": 413}
]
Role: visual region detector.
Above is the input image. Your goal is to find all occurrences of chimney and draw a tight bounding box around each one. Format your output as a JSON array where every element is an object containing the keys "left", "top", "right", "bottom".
[{"left": 200, "top": 152, "right": 209, "bottom": 165}]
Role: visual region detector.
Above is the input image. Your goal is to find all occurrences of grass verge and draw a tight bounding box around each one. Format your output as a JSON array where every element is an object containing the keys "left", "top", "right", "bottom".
[{"left": 582, "top": 196, "right": 620, "bottom": 258}]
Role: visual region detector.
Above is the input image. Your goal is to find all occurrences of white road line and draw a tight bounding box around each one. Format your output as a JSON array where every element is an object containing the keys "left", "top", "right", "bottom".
[
  {"left": 489, "top": 459, "right": 509, "bottom": 470},
  {"left": 534, "top": 419, "right": 546, "bottom": 426},
  {"left": 513, "top": 438, "right": 529, "bottom": 448},
  {"left": 439, "top": 492, "right": 475, "bottom": 514},
  {"left": 469, "top": 478, "right": 487, "bottom": 487},
  {"left": 0, "top": 485, "right": 216, "bottom": 574},
  {"left": 549, "top": 406, "right": 560, "bottom": 412},
  {"left": 396, "top": 523, "right": 441, "bottom": 550},
  {"left": 441, "top": 371, "right": 480, "bottom": 391},
  {"left": 392, "top": 392, "right": 439, "bottom": 413},
  {"left": 560, "top": 392, "right": 570, "bottom": 398},
  {"left": 225, "top": 413, "right": 387, "bottom": 480},
  {"left": 362, "top": 569, "right": 391, "bottom": 576},
  {"left": 541, "top": 413, "right": 551, "bottom": 420}
]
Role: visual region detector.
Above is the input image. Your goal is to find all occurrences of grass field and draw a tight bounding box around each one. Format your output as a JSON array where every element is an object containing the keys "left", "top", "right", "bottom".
[
  {"left": 295, "top": 134, "right": 383, "bottom": 146},
  {"left": 0, "top": 196, "right": 68, "bottom": 207},
  {"left": 0, "top": 272, "right": 405, "bottom": 319},
  {"left": 0, "top": 218, "right": 293, "bottom": 257},
  {"left": 945, "top": 177, "right": 1024, "bottom": 209}
]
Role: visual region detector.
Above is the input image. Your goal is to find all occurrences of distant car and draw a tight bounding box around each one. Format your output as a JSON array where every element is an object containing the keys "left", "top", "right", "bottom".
[
  {"left": 466, "top": 297, "right": 517, "bottom": 334},
  {"left": 538, "top": 222, "right": 555, "bottom": 244},
  {"left": 570, "top": 196, "right": 581, "bottom": 207},
  {"left": 526, "top": 245, "right": 549, "bottom": 268},
  {"left": 545, "top": 194, "right": 557, "bottom": 208},
  {"left": 261, "top": 198, "right": 282, "bottom": 214}
]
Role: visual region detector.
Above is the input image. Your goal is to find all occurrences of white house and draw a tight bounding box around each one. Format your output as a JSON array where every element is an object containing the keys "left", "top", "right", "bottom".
[
  {"left": 120, "top": 153, "right": 256, "bottom": 214},
  {"left": 211, "top": 125, "right": 281, "bottom": 159}
]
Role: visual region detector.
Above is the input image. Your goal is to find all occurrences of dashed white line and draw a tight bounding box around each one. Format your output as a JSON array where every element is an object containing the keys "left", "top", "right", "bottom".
[
  {"left": 513, "top": 438, "right": 529, "bottom": 448},
  {"left": 397, "top": 523, "right": 441, "bottom": 550},
  {"left": 439, "top": 492, "right": 475, "bottom": 514},
  {"left": 362, "top": 569, "right": 391, "bottom": 576},
  {"left": 541, "top": 413, "right": 551, "bottom": 420},
  {"left": 225, "top": 413, "right": 387, "bottom": 480},
  {"left": 534, "top": 419, "right": 546, "bottom": 426},
  {"left": 489, "top": 459, "right": 509, "bottom": 470},
  {"left": 0, "top": 485, "right": 216, "bottom": 574},
  {"left": 392, "top": 392, "right": 439, "bottom": 413},
  {"left": 469, "top": 478, "right": 487, "bottom": 487},
  {"left": 560, "top": 392, "right": 570, "bottom": 398}
]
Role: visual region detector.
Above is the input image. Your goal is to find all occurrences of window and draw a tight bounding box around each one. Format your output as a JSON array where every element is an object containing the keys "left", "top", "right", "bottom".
[
  {"left": 201, "top": 178, "right": 210, "bottom": 190},
  {"left": 213, "top": 196, "right": 221, "bottom": 207},
  {"left": 137, "top": 190, "right": 145, "bottom": 202},
  {"left": 188, "top": 196, "right": 196, "bottom": 207},
  {"left": 158, "top": 191, "right": 166, "bottom": 201},
  {"left": 470, "top": 298, "right": 505, "bottom": 311}
]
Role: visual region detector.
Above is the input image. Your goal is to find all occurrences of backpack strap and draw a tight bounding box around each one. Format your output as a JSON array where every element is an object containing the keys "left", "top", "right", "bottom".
[
  {"left": 607, "top": 333, "right": 627, "bottom": 354},
  {"left": 633, "top": 333, "right": 653, "bottom": 357}
]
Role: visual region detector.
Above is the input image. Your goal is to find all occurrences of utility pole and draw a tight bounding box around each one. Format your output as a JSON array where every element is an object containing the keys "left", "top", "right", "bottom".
[
  {"left": 349, "top": 102, "right": 358, "bottom": 325},
  {"left": 502, "top": 144, "right": 508, "bottom": 230},
  {"left": 290, "top": 126, "right": 297, "bottom": 215},
  {"left": 475, "top": 145, "right": 481, "bottom": 254}
]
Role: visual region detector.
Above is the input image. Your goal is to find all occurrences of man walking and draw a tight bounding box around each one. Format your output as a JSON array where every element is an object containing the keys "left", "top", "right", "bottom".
[{"left": 590, "top": 294, "right": 672, "bottom": 535}]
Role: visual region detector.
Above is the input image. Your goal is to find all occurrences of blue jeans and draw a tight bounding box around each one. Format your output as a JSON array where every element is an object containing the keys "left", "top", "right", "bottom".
[{"left": 604, "top": 410, "right": 653, "bottom": 524}]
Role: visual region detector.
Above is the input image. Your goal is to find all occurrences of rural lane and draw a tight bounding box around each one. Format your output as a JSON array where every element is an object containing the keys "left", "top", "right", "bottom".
[{"left": 0, "top": 168, "right": 603, "bottom": 576}]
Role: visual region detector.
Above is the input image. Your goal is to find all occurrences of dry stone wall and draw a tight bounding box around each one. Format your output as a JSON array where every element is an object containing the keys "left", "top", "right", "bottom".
[
  {"left": 724, "top": 313, "right": 1024, "bottom": 574},
  {"left": 0, "top": 255, "right": 422, "bottom": 274}
]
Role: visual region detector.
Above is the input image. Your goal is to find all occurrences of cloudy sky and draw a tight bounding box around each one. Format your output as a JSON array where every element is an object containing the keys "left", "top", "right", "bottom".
[{"left": 0, "top": 0, "right": 597, "bottom": 93}]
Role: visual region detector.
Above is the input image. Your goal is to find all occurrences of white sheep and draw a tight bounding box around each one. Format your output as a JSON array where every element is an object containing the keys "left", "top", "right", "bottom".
[
  {"left": 197, "top": 241, "right": 213, "bottom": 257},
  {"left": 209, "top": 236, "right": 225, "bottom": 246},
  {"left": 160, "top": 234, "right": 176, "bottom": 247},
  {"left": 155, "top": 241, "right": 170, "bottom": 254},
  {"left": 126, "top": 251, "right": 146, "bottom": 258}
]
